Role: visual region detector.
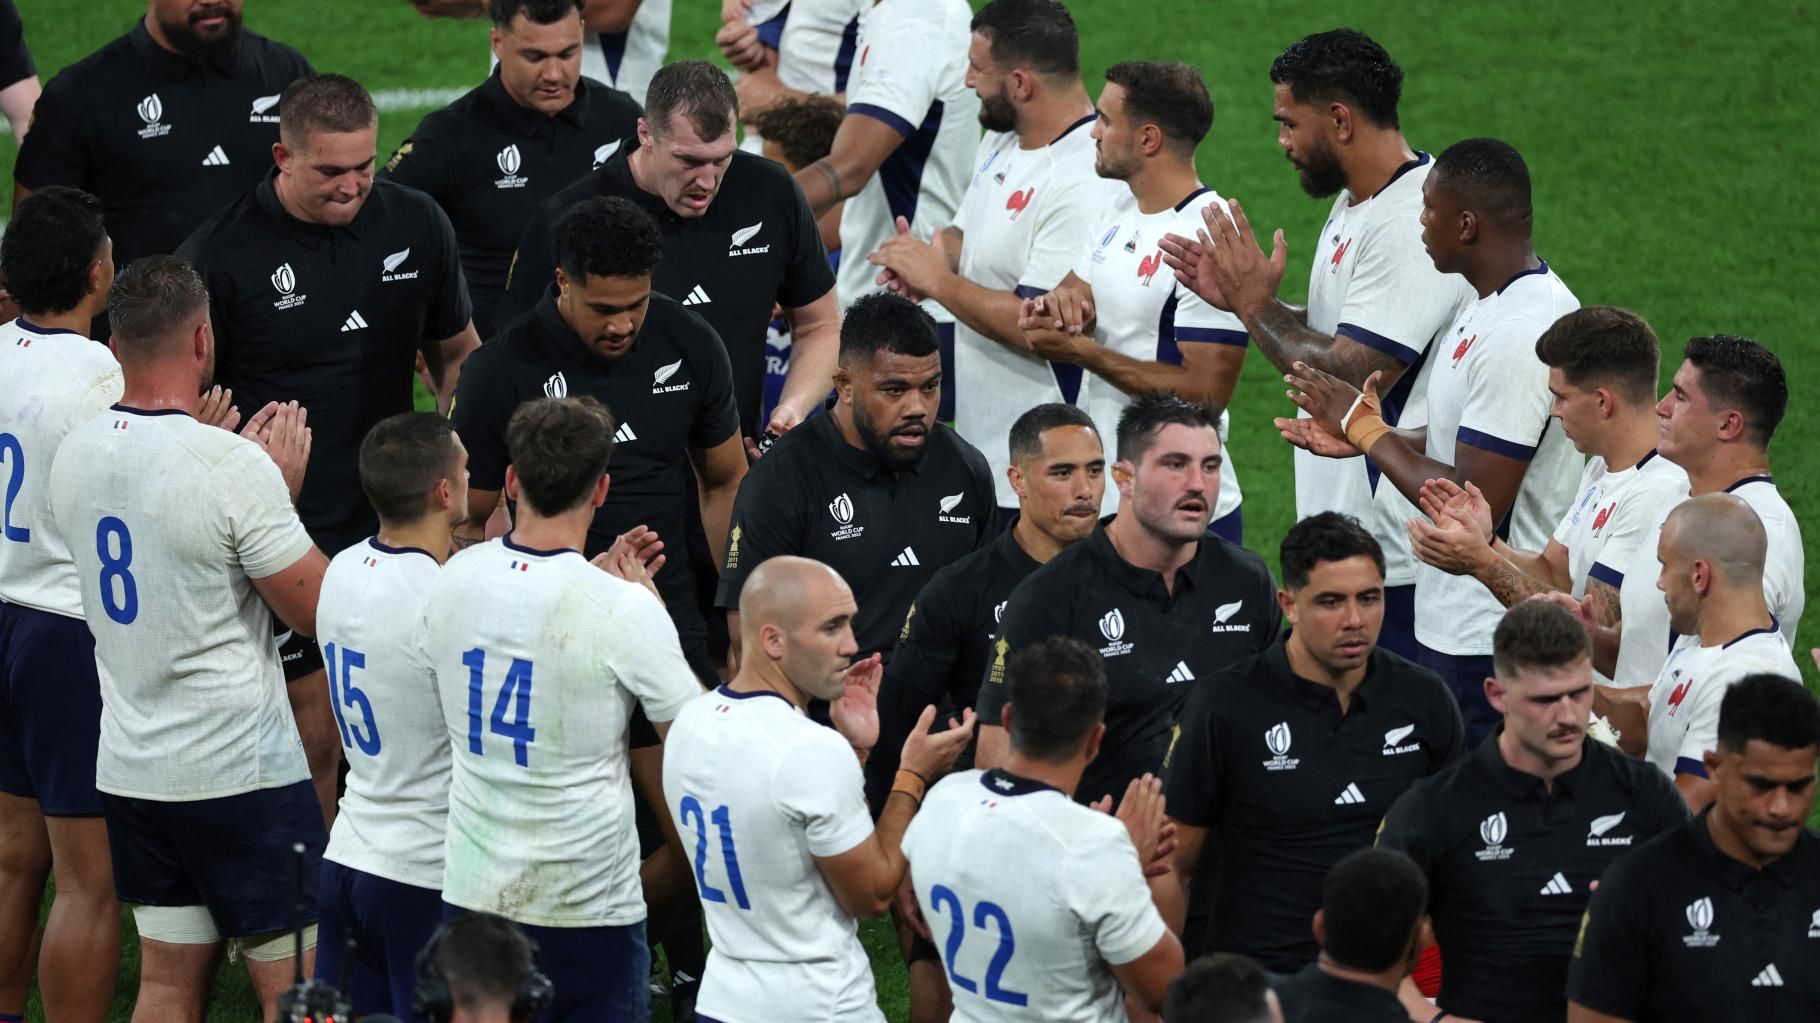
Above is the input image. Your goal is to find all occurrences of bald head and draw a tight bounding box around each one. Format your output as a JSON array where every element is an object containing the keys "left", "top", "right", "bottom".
[
  {"left": 738, "top": 557, "right": 848, "bottom": 636},
  {"left": 738, "top": 556, "right": 860, "bottom": 704},
  {"left": 1662, "top": 494, "right": 1767, "bottom": 588}
]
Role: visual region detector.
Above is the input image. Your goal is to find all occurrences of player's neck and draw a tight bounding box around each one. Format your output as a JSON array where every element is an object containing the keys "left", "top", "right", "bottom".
[
  {"left": 1284, "top": 633, "right": 1368, "bottom": 702},
  {"left": 1705, "top": 805, "right": 1781, "bottom": 871},
  {"left": 1127, "top": 159, "right": 1202, "bottom": 216},
  {"left": 1314, "top": 952, "right": 1403, "bottom": 995},
  {"left": 1342, "top": 131, "right": 1417, "bottom": 206},
  {"left": 1683, "top": 446, "right": 1772, "bottom": 498},
  {"left": 1693, "top": 589, "right": 1775, "bottom": 649},
  {"left": 1010, "top": 513, "right": 1069, "bottom": 564},
  {"left": 507, "top": 509, "right": 588, "bottom": 556},
  {"left": 377, "top": 517, "right": 454, "bottom": 565},
  {"left": 728, "top": 662, "right": 808, "bottom": 710},
  {"left": 1105, "top": 510, "right": 1195, "bottom": 592},
  {"left": 1013, "top": 90, "right": 1094, "bottom": 152},
  {"left": 272, "top": 171, "right": 327, "bottom": 228},
  {"left": 627, "top": 143, "right": 659, "bottom": 198},
  {"left": 1496, "top": 723, "right": 1583, "bottom": 785},
  {"left": 18, "top": 305, "right": 94, "bottom": 338},
  {"left": 1462, "top": 242, "right": 1540, "bottom": 300},
  {"left": 1596, "top": 408, "right": 1662, "bottom": 470},
  {"left": 118, "top": 369, "right": 203, "bottom": 416},
  {"left": 998, "top": 752, "right": 1083, "bottom": 799},
  {"left": 142, "top": 13, "right": 182, "bottom": 56}
]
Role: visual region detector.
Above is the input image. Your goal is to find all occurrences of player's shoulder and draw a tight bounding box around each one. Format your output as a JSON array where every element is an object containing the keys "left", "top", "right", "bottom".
[
  {"left": 1596, "top": 814, "right": 1699, "bottom": 896},
  {"left": 645, "top": 290, "right": 726, "bottom": 356},
  {"left": 1584, "top": 737, "right": 1683, "bottom": 805},
  {"left": 367, "top": 176, "right": 451, "bottom": 227},
  {"left": 1195, "top": 533, "right": 1275, "bottom": 591},
  {"left": 39, "top": 31, "right": 137, "bottom": 94},
  {"left": 1634, "top": 452, "right": 1689, "bottom": 491},
  {"left": 577, "top": 77, "right": 642, "bottom": 123},
  {"left": 534, "top": 168, "right": 603, "bottom": 224},
  {"left": 1169, "top": 184, "right": 1228, "bottom": 225},
  {"left": 236, "top": 29, "right": 313, "bottom": 77},
  {"left": 11, "top": 324, "right": 121, "bottom": 381},
  {"left": 179, "top": 187, "right": 266, "bottom": 255},
  {"left": 726, "top": 147, "right": 804, "bottom": 201},
  {"left": 1731, "top": 478, "right": 1800, "bottom": 532},
  {"left": 1369, "top": 153, "right": 1436, "bottom": 212},
  {"left": 930, "top": 421, "right": 993, "bottom": 480},
  {"left": 919, "top": 540, "right": 999, "bottom": 598}
]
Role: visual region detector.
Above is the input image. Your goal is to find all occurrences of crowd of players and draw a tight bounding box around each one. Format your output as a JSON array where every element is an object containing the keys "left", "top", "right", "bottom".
[{"left": 0, "top": 1, "right": 1812, "bottom": 1022}]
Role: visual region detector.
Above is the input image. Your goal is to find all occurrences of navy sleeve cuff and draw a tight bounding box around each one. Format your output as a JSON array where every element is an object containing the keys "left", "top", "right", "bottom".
[
  {"left": 1014, "top": 284, "right": 1046, "bottom": 300},
  {"left": 1588, "top": 561, "right": 1625, "bottom": 589},
  {"left": 847, "top": 102, "right": 915, "bottom": 139},
  {"left": 1177, "top": 327, "right": 1249, "bottom": 347},
  {"left": 1457, "top": 427, "right": 1539, "bottom": 462},
  {"left": 1337, "top": 322, "right": 1420, "bottom": 364},
  {"left": 1675, "top": 756, "right": 1709, "bottom": 779}
]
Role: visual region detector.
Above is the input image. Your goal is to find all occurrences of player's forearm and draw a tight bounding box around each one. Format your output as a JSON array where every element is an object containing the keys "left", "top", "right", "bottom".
[
  {"left": 1588, "top": 624, "right": 1622, "bottom": 688},
  {"left": 698, "top": 484, "right": 739, "bottom": 571},
  {"left": 861, "top": 793, "right": 920, "bottom": 914},
  {"left": 937, "top": 227, "right": 963, "bottom": 273},
  {"left": 1585, "top": 579, "right": 1623, "bottom": 630},
  {"left": 1397, "top": 977, "right": 1436, "bottom": 1021},
  {"left": 1472, "top": 553, "right": 1560, "bottom": 610},
  {"left": 776, "top": 317, "right": 839, "bottom": 423},
  {"left": 1362, "top": 436, "right": 1461, "bottom": 510},
  {"left": 926, "top": 275, "right": 1027, "bottom": 351},
  {"left": 1073, "top": 344, "right": 1219, "bottom": 407},
  {"left": 1241, "top": 299, "right": 1346, "bottom": 377},
  {"left": 1491, "top": 540, "right": 1570, "bottom": 593},
  {"left": 429, "top": 326, "right": 481, "bottom": 414},
  {"left": 0, "top": 78, "right": 39, "bottom": 143}
]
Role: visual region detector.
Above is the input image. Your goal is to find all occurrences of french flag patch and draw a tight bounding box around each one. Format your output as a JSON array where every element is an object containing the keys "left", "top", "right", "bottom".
[
  {"left": 363, "top": 556, "right": 379, "bottom": 567},
  {"left": 508, "top": 560, "right": 530, "bottom": 572},
  {"left": 13, "top": 337, "right": 28, "bottom": 347},
  {"left": 112, "top": 419, "right": 128, "bottom": 430}
]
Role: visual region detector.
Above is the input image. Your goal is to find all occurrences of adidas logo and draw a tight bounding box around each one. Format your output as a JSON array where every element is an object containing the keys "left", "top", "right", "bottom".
[
  {"left": 1539, "top": 872, "right": 1573, "bottom": 896},
  {"left": 682, "top": 285, "right": 712, "bottom": 306},
  {"left": 612, "top": 422, "right": 637, "bottom": 443},
  {"left": 890, "top": 547, "right": 920, "bottom": 567},
  {"left": 340, "top": 310, "right": 369, "bottom": 332},
  {"left": 201, "top": 145, "right": 230, "bottom": 166},
  {"left": 1333, "top": 782, "right": 1365, "bottom": 805},
  {"left": 1751, "top": 964, "right": 1784, "bottom": 987},
  {"left": 1166, "top": 661, "right": 1195, "bottom": 684}
]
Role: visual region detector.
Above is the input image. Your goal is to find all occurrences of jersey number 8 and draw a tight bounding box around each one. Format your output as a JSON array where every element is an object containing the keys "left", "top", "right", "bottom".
[
  {"left": 95, "top": 516, "right": 138, "bottom": 624},
  {"left": 460, "top": 648, "right": 536, "bottom": 767},
  {"left": 928, "top": 885, "right": 1029, "bottom": 1006}
]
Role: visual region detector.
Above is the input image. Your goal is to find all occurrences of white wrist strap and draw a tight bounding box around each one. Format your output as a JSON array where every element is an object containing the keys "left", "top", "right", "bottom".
[{"left": 1339, "top": 393, "right": 1369, "bottom": 433}]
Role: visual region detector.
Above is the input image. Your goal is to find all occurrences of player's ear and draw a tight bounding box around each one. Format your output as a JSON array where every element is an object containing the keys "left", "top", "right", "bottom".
[
  {"left": 999, "top": 704, "right": 1013, "bottom": 732},
  {"left": 832, "top": 361, "right": 854, "bottom": 404},
  {"left": 489, "top": 25, "right": 505, "bottom": 62},
  {"left": 1083, "top": 721, "right": 1105, "bottom": 764},
  {"left": 591, "top": 473, "right": 611, "bottom": 508},
  {"left": 1715, "top": 408, "right": 1748, "bottom": 445},
  {"left": 1276, "top": 587, "right": 1297, "bottom": 625},
  {"left": 1459, "top": 208, "right": 1478, "bottom": 244},
  {"left": 1310, "top": 908, "right": 1326, "bottom": 946},
  {"left": 1111, "top": 459, "right": 1135, "bottom": 498},
  {"left": 636, "top": 116, "right": 654, "bottom": 151},
  {"left": 1328, "top": 101, "right": 1353, "bottom": 143},
  {"left": 1005, "top": 464, "right": 1027, "bottom": 501},
  {"left": 1702, "top": 748, "right": 1722, "bottom": 779},
  {"left": 1483, "top": 675, "right": 1506, "bottom": 715},
  {"left": 1593, "top": 384, "right": 1617, "bottom": 420},
  {"left": 503, "top": 465, "right": 521, "bottom": 502},
  {"left": 272, "top": 139, "right": 291, "bottom": 174}
]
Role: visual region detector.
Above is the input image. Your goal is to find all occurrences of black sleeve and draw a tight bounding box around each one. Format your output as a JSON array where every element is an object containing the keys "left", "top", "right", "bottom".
[
  {"left": 1373, "top": 784, "right": 1440, "bottom": 873},
  {"left": 865, "top": 585, "right": 965, "bottom": 807},
  {"left": 1564, "top": 857, "right": 1652, "bottom": 1018},
  {"left": 974, "top": 576, "right": 1050, "bottom": 725},
  {"left": 0, "top": 0, "right": 35, "bottom": 89},
  {"left": 379, "top": 116, "right": 454, "bottom": 201},
  {"left": 449, "top": 348, "right": 514, "bottom": 492},
  {"left": 499, "top": 201, "right": 558, "bottom": 328},
  {"left": 1429, "top": 676, "right": 1468, "bottom": 768},
  {"left": 776, "top": 174, "right": 835, "bottom": 309},
  {"left": 1163, "top": 679, "right": 1225, "bottom": 828},
  {"left": 686, "top": 314, "right": 741, "bottom": 450},
  {"left": 1252, "top": 557, "right": 1283, "bottom": 653},
  {"left": 174, "top": 228, "right": 238, "bottom": 369},
  {"left": 12, "top": 78, "right": 82, "bottom": 189},
  {"left": 421, "top": 199, "right": 473, "bottom": 342},
  {"left": 713, "top": 455, "right": 807, "bottom": 610},
  {"left": 1635, "top": 761, "right": 1694, "bottom": 835},
  {"left": 965, "top": 442, "right": 998, "bottom": 550}
]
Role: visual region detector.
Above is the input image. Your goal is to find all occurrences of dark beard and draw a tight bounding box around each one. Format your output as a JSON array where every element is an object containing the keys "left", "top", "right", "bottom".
[
  {"left": 977, "top": 90, "right": 1017, "bottom": 134},
  {"left": 158, "top": 6, "right": 243, "bottom": 62},
  {"left": 1294, "top": 140, "right": 1347, "bottom": 199},
  {"left": 853, "top": 401, "right": 926, "bottom": 471}
]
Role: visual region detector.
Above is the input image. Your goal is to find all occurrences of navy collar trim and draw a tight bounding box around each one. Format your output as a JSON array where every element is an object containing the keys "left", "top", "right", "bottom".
[
  {"left": 1726, "top": 475, "right": 1775, "bottom": 493},
  {"left": 368, "top": 537, "right": 439, "bottom": 561},
  {"left": 1722, "top": 619, "right": 1781, "bottom": 649},
  {"left": 1496, "top": 259, "right": 1550, "bottom": 295},
  {"left": 1050, "top": 113, "right": 1097, "bottom": 146},
  {"left": 110, "top": 403, "right": 190, "bottom": 418},
  {"left": 715, "top": 684, "right": 794, "bottom": 708},
  {"left": 1372, "top": 152, "right": 1430, "bottom": 198},
  {"left": 980, "top": 768, "right": 1060, "bottom": 797},
  {"left": 1633, "top": 449, "right": 1660, "bottom": 471},
  {"left": 14, "top": 318, "right": 84, "bottom": 337},
  {"left": 1174, "top": 185, "right": 1213, "bottom": 212},
  {"left": 501, "top": 534, "right": 573, "bottom": 558}
]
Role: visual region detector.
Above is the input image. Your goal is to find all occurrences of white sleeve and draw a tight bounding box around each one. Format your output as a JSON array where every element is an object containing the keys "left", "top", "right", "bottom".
[
  {"left": 1335, "top": 217, "right": 1461, "bottom": 365},
  {"left": 1173, "top": 279, "right": 1248, "bottom": 348},
  {"left": 215, "top": 443, "right": 314, "bottom": 580},
  {"left": 605, "top": 586, "right": 703, "bottom": 724},
  {"left": 1066, "top": 820, "right": 1168, "bottom": 967},
  {"left": 774, "top": 731, "right": 874, "bottom": 858},
  {"left": 1455, "top": 317, "right": 1555, "bottom": 461},
  {"left": 1016, "top": 177, "right": 1106, "bottom": 296},
  {"left": 845, "top": 13, "right": 939, "bottom": 139},
  {"left": 1760, "top": 521, "right": 1804, "bottom": 634},
  {"left": 1589, "top": 478, "right": 1680, "bottom": 590}
]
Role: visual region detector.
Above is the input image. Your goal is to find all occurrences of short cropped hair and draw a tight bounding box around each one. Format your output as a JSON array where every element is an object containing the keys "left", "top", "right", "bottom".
[
  {"left": 506, "top": 397, "right": 616, "bottom": 516},
  {"left": 279, "top": 73, "right": 377, "bottom": 147},
  {"left": 970, "top": 0, "right": 1079, "bottom": 77},
  {"left": 490, "top": 0, "right": 582, "bottom": 28},
  {"left": 1270, "top": 28, "right": 1403, "bottom": 129},
  {"left": 1, "top": 185, "right": 107, "bottom": 316},
  {"left": 359, "top": 413, "right": 461, "bottom": 525},
  {"left": 433, "top": 912, "right": 538, "bottom": 1016},
  {"left": 1321, "top": 848, "right": 1429, "bottom": 972},
  {"left": 1433, "top": 137, "right": 1532, "bottom": 226},
  {"left": 750, "top": 95, "right": 845, "bottom": 170},
  {"left": 1005, "top": 637, "right": 1106, "bottom": 762},
  {"left": 1279, "top": 512, "right": 1385, "bottom": 590},
  {"left": 839, "top": 292, "right": 939, "bottom": 362},
  {"left": 556, "top": 197, "right": 663, "bottom": 281},
  {"left": 1007, "top": 402, "right": 1097, "bottom": 465},
  {"left": 1682, "top": 335, "right": 1788, "bottom": 448},
  {"left": 1717, "top": 674, "right": 1820, "bottom": 755},
  {"left": 1104, "top": 61, "right": 1214, "bottom": 149},
  {"left": 108, "top": 255, "right": 208, "bottom": 355},
  {"left": 1492, "top": 600, "right": 1591, "bottom": 681},
  {"left": 1533, "top": 306, "right": 1661, "bottom": 407},
  {"left": 1162, "top": 953, "right": 1275, "bottom": 1023},
  {"left": 1115, "top": 392, "right": 1218, "bottom": 463},
  {"left": 645, "top": 60, "right": 737, "bottom": 141}
]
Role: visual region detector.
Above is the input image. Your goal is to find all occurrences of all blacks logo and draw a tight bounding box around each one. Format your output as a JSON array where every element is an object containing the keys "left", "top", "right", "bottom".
[
  {"left": 827, "top": 492, "right": 863, "bottom": 542},
  {"left": 270, "top": 263, "right": 306, "bottom": 311},
  {"left": 1474, "top": 811, "right": 1515, "bottom": 862},
  {"left": 494, "top": 144, "right": 529, "bottom": 189},
  {"left": 1097, "top": 608, "right": 1133, "bottom": 658}
]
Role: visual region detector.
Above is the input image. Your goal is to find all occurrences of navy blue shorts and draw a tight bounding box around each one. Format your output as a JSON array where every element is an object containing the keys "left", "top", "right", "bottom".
[
  {"left": 1414, "top": 642, "right": 1499, "bottom": 747},
  {"left": 0, "top": 600, "right": 104, "bottom": 816},
  {"left": 1376, "top": 584, "right": 1419, "bottom": 663},
  {"left": 442, "top": 903, "right": 651, "bottom": 1023},
  {"left": 315, "top": 860, "right": 442, "bottom": 1019},
  {"left": 103, "top": 779, "right": 327, "bottom": 937}
]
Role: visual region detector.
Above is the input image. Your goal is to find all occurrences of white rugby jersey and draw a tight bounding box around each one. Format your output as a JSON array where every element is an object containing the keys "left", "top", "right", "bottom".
[
  {"left": 663, "top": 686, "right": 881, "bottom": 1023},
  {"left": 318, "top": 539, "right": 449, "bottom": 892},
  {"left": 903, "top": 769, "right": 1168, "bottom": 1023},
  {"left": 1552, "top": 451, "right": 1687, "bottom": 600},
  {"left": 1302, "top": 154, "right": 1475, "bottom": 586},
  {"left": 1613, "top": 475, "right": 1805, "bottom": 689},
  {"left": 1412, "top": 264, "right": 1582, "bottom": 656},
  {"left": 773, "top": 0, "right": 865, "bottom": 96},
  {"left": 0, "top": 319, "right": 122, "bottom": 619},
  {"left": 950, "top": 119, "right": 1108, "bottom": 507},
  {"left": 486, "top": 0, "right": 669, "bottom": 106},
  {"left": 835, "top": 0, "right": 980, "bottom": 317},
  {"left": 1075, "top": 186, "right": 1245, "bottom": 520},
  {"left": 428, "top": 537, "right": 701, "bottom": 928},
  {"left": 1646, "top": 627, "right": 1799, "bottom": 779},
  {"left": 47, "top": 406, "right": 315, "bottom": 800}
]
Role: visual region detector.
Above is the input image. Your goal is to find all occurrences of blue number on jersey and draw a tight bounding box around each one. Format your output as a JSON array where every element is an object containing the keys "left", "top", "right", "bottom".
[
  {"left": 460, "top": 648, "right": 537, "bottom": 767},
  {"left": 928, "top": 885, "right": 1029, "bottom": 1006},
  {"left": 678, "top": 796, "right": 752, "bottom": 911},
  {"left": 323, "top": 642, "right": 381, "bottom": 756},
  {"left": 0, "top": 433, "right": 28, "bottom": 542},
  {"left": 95, "top": 516, "right": 137, "bottom": 624}
]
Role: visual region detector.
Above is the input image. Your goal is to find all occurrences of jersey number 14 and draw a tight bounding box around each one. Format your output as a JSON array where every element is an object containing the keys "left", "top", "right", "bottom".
[{"left": 460, "top": 648, "right": 537, "bottom": 767}]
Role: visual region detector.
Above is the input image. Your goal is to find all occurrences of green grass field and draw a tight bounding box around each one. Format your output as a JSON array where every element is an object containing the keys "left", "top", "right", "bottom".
[{"left": 7, "top": 0, "right": 1815, "bottom": 1019}]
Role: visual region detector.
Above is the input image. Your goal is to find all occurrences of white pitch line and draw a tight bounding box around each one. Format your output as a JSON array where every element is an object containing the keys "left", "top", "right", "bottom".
[{"left": 372, "top": 86, "right": 472, "bottom": 112}]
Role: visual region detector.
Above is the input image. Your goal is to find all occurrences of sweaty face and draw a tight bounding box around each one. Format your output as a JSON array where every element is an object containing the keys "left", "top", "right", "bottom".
[
  {"left": 1546, "top": 368, "right": 1600, "bottom": 455},
  {"left": 967, "top": 34, "right": 1017, "bottom": 133},
  {"left": 1013, "top": 425, "right": 1106, "bottom": 545},
  {"left": 278, "top": 127, "right": 377, "bottom": 227},
  {"left": 1273, "top": 84, "right": 1345, "bottom": 199},
  {"left": 556, "top": 269, "right": 650, "bottom": 359},
  {"left": 494, "top": 10, "right": 584, "bottom": 116},
  {"left": 1655, "top": 361, "right": 1717, "bottom": 466},
  {"left": 153, "top": 0, "right": 242, "bottom": 61},
  {"left": 847, "top": 350, "right": 941, "bottom": 470},
  {"left": 1419, "top": 174, "right": 1467, "bottom": 276},
  {"left": 640, "top": 112, "right": 737, "bottom": 218},
  {"left": 1710, "top": 739, "right": 1818, "bottom": 863},
  {"left": 1122, "top": 423, "right": 1220, "bottom": 543},
  {"left": 1490, "top": 658, "right": 1594, "bottom": 764},
  {"left": 1284, "top": 555, "right": 1384, "bottom": 676},
  {"left": 1655, "top": 524, "right": 1701, "bottom": 636},
  {"left": 779, "top": 575, "right": 862, "bottom": 703},
  {"left": 1091, "top": 83, "right": 1140, "bottom": 181}
]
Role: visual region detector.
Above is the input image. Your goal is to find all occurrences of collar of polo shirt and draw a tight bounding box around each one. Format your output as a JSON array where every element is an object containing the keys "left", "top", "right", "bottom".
[
  {"left": 481, "top": 66, "right": 594, "bottom": 136},
  {"left": 255, "top": 168, "right": 369, "bottom": 244},
  {"left": 533, "top": 288, "right": 636, "bottom": 367},
  {"left": 1475, "top": 723, "right": 1593, "bottom": 799},
  {"left": 1262, "top": 637, "right": 1383, "bottom": 713},
  {"left": 1082, "top": 518, "right": 1204, "bottom": 598},
  {"left": 1691, "top": 806, "right": 1812, "bottom": 891},
  {"left": 990, "top": 518, "right": 1041, "bottom": 574},
  {"left": 815, "top": 409, "right": 925, "bottom": 481},
  {"left": 594, "top": 141, "right": 683, "bottom": 221},
  {"left": 128, "top": 18, "right": 245, "bottom": 80}
]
